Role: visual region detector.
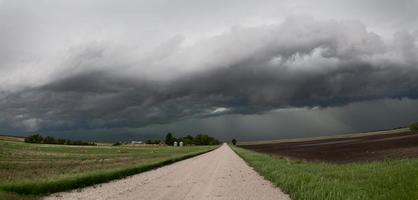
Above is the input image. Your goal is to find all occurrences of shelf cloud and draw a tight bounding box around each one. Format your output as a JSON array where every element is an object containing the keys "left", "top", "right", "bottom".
[{"left": 1, "top": 0, "right": 417, "bottom": 139}]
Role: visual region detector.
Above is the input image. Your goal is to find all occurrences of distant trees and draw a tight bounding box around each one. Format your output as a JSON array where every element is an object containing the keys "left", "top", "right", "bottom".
[
  {"left": 24, "top": 134, "right": 96, "bottom": 146},
  {"left": 24, "top": 134, "right": 43, "bottom": 143},
  {"left": 181, "top": 135, "right": 194, "bottom": 145},
  {"left": 43, "top": 136, "right": 55, "bottom": 144},
  {"left": 410, "top": 122, "right": 418, "bottom": 132},
  {"left": 231, "top": 139, "right": 237, "bottom": 145},
  {"left": 163, "top": 133, "right": 220, "bottom": 146},
  {"left": 145, "top": 139, "right": 161, "bottom": 144},
  {"left": 192, "top": 134, "right": 220, "bottom": 145}
]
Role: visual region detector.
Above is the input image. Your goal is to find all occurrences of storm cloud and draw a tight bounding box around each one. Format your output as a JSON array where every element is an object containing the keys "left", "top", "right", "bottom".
[{"left": 1, "top": 0, "right": 418, "bottom": 139}]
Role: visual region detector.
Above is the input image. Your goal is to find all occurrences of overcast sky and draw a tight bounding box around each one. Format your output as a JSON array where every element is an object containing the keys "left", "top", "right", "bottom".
[{"left": 1, "top": 0, "right": 418, "bottom": 141}]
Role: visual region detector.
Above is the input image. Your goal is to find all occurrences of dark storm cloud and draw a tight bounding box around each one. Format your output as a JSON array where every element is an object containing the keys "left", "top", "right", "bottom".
[
  {"left": 38, "top": 98, "right": 418, "bottom": 142},
  {"left": 1, "top": 16, "right": 418, "bottom": 132},
  {"left": 0, "top": 20, "right": 418, "bottom": 130}
]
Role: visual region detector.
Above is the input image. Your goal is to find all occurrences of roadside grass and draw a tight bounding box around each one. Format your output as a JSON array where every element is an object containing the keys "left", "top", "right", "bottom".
[
  {"left": 0, "top": 191, "right": 38, "bottom": 200},
  {"left": 0, "top": 137, "right": 217, "bottom": 199},
  {"left": 232, "top": 146, "right": 418, "bottom": 200}
]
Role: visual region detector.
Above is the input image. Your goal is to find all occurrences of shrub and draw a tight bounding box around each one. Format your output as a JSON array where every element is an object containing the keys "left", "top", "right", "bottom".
[{"left": 112, "top": 142, "right": 122, "bottom": 146}]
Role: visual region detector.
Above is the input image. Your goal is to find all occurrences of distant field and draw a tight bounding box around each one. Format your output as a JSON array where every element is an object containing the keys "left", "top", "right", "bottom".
[
  {"left": 238, "top": 127, "right": 409, "bottom": 145},
  {"left": 0, "top": 135, "right": 24, "bottom": 142},
  {"left": 232, "top": 146, "right": 418, "bottom": 200},
  {"left": 239, "top": 128, "right": 418, "bottom": 163},
  {"left": 0, "top": 136, "right": 216, "bottom": 199}
]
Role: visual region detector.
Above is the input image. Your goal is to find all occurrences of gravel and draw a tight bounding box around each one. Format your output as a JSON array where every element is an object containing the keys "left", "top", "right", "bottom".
[{"left": 45, "top": 144, "right": 290, "bottom": 200}]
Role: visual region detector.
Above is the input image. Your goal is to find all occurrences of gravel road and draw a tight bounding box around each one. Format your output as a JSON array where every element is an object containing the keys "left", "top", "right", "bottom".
[{"left": 45, "top": 144, "right": 290, "bottom": 200}]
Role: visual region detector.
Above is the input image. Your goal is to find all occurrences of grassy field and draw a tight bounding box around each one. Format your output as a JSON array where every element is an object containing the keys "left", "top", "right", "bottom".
[
  {"left": 0, "top": 136, "right": 217, "bottom": 199},
  {"left": 232, "top": 146, "right": 418, "bottom": 200}
]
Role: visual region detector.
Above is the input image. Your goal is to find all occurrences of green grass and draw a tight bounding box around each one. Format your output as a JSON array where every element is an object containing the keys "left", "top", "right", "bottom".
[
  {"left": 0, "top": 191, "right": 38, "bottom": 200},
  {"left": 0, "top": 136, "right": 217, "bottom": 199},
  {"left": 232, "top": 146, "right": 418, "bottom": 200}
]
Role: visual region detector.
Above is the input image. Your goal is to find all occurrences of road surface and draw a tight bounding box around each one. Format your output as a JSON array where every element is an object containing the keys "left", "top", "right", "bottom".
[{"left": 45, "top": 144, "right": 290, "bottom": 200}]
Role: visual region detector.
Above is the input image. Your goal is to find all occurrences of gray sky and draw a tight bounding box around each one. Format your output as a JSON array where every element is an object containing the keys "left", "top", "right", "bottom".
[{"left": 1, "top": 0, "right": 418, "bottom": 141}]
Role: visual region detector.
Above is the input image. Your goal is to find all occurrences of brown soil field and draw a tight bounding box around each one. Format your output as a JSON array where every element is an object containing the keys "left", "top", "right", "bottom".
[{"left": 240, "top": 130, "right": 418, "bottom": 163}]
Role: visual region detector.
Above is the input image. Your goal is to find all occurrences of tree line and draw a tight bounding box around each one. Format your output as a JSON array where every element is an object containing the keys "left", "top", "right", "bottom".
[
  {"left": 163, "top": 133, "right": 220, "bottom": 146},
  {"left": 410, "top": 121, "right": 418, "bottom": 132},
  {"left": 24, "top": 134, "right": 96, "bottom": 146}
]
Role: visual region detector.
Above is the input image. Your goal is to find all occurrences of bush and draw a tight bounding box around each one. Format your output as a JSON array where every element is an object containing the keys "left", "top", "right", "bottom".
[
  {"left": 410, "top": 122, "right": 418, "bottom": 131},
  {"left": 112, "top": 142, "right": 122, "bottom": 146}
]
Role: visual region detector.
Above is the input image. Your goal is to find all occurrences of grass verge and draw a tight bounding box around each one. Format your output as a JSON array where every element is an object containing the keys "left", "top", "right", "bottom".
[
  {"left": 231, "top": 145, "right": 418, "bottom": 200},
  {"left": 0, "top": 191, "right": 38, "bottom": 200}
]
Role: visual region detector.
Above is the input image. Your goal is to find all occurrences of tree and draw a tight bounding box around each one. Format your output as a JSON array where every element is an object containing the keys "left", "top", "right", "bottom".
[
  {"left": 181, "top": 135, "right": 194, "bottom": 145},
  {"left": 410, "top": 122, "right": 418, "bottom": 132},
  {"left": 193, "top": 134, "right": 220, "bottom": 145},
  {"left": 165, "top": 132, "right": 175, "bottom": 145},
  {"left": 43, "top": 136, "right": 56, "bottom": 144},
  {"left": 231, "top": 139, "right": 237, "bottom": 145},
  {"left": 24, "top": 134, "right": 44, "bottom": 143},
  {"left": 57, "top": 138, "right": 66, "bottom": 144}
]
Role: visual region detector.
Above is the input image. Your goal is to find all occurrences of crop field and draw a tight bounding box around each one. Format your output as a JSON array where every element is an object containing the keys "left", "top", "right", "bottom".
[
  {"left": 0, "top": 136, "right": 216, "bottom": 199},
  {"left": 234, "top": 130, "right": 418, "bottom": 200},
  {"left": 232, "top": 146, "right": 418, "bottom": 200},
  {"left": 239, "top": 129, "right": 418, "bottom": 163}
]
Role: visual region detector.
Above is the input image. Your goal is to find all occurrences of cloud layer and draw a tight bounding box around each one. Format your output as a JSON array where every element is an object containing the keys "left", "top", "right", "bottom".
[{"left": 1, "top": 16, "right": 418, "bottom": 133}]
